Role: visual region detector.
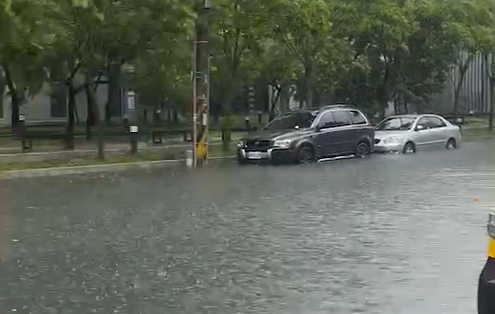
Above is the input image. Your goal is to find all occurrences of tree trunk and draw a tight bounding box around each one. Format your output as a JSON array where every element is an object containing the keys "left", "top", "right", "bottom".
[
  {"left": 302, "top": 65, "right": 313, "bottom": 108},
  {"left": 85, "top": 89, "right": 93, "bottom": 141},
  {"left": 85, "top": 73, "right": 104, "bottom": 159},
  {"left": 65, "top": 82, "right": 76, "bottom": 149},
  {"left": 453, "top": 74, "right": 466, "bottom": 114},
  {"left": 280, "top": 84, "right": 290, "bottom": 114},
  {"left": 403, "top": 95, "right": 408, "bottom": 114},
  {"left": 379, "top": 64, "right": 391, "bottom": 119},
  {"left": 490, "top": 77, "right": 494, "bottom": 131},
  {"left": 453, "top": 55, "right": 474, "bottom": 114},
  {"left": 219, "top": 85, "right": 238, "bottom": 150},
  {"left": 3, "top": 66, "right": 19, "bottom": 129},
  {"left": 74, "top": 104, "right": 80, "bottom": 124},
  {"left": 221, "top": 101, "right": 233, "bottom": 151},
  {"left": 105, "top": 62, "right": 122, "bottom": 125},
  {"left": 173, "top": 109, "right": 178, "bottom": 124},
  {"left": 269, "top": 84, "right": 281, "bottom": 121}
]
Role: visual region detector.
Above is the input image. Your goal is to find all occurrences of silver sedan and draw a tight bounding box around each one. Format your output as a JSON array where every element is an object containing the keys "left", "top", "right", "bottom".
[{"left": 373, "top": 114, "right": 462, "bottom": 154}]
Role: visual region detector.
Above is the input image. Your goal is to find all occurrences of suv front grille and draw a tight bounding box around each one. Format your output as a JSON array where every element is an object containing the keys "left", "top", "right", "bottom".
[{"left": 245, "top": 140, "right": 271, "bottom": 150}]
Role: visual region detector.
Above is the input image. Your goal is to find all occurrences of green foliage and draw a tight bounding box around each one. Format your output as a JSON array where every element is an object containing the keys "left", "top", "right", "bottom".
[
  {"left": 128, "top": 0, "right": 195, "bottom": 111},
  {"left": 1, "top": 0, "right": 494, "bottom": 121},
  {"left": 0, "top": 0, "right": 59, "bottom": 95},
  {"left": 208, "top": 0, "right": 266, "bottom": 110},
  {"left": 331, "top": 0, "right": 495, "bottom": 113}
]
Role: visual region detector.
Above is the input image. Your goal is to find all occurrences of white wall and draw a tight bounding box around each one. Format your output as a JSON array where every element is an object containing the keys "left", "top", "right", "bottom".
[{"left": 0, "top": 73, "right": 109, "bottom": 126}]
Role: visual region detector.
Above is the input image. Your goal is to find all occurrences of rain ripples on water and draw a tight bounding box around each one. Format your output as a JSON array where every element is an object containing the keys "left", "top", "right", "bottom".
[{"left": 1, "top": 139, "right": 495, "bottom": 313}]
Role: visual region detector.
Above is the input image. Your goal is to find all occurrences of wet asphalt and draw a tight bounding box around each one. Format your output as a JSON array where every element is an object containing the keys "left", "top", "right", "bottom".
[{"left": 1, "top": 139, "right": 495, "bottom": 313}]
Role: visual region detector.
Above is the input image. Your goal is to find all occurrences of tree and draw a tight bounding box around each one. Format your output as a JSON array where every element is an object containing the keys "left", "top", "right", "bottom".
[
  {"left": 209, "top": 0, "right": 264, "bottom": 115},
  {"left": 445, "top": 0, "right": 495, "bottom": 113},
  {"left": 96, "top": 0, "right": 195, "bottom": 124},
  {"left": 0, "top": 0, "right": 58, "bottom": 128},
  {"left": 253, "top": 39, "right": 298, "bottom": 118},
  {"left": 396, "top": 0, "right": 464, "bottom": 113},
  {"left": 328, "top": 0, "right": 494, "bottom": 117},
  {"left": 132, "top": 37, "right": 193, "bottom": 123},
  {"left": 262, "top": 0, "right": 336, "bottom": 108},
  {"left": 45, "top": 0, "right": 106, "bottom": 148},
  {"left": 346, "top": 0, "right": 418, "bottom": 116}
]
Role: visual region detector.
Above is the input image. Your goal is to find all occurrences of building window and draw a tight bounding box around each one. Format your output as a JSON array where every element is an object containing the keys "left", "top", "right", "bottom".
[{"left": 50, "top": 82, "right": 67, "bottom": 118}]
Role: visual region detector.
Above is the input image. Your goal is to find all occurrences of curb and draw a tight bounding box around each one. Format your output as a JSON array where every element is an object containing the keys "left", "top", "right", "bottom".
[{"left": 0, "top": 155, "right": 236, "bottom": 179}]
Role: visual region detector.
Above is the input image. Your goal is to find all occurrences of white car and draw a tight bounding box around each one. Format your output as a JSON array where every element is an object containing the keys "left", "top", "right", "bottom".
[{"left": 374, "top": 114, "right": 462, "bottom": 154}]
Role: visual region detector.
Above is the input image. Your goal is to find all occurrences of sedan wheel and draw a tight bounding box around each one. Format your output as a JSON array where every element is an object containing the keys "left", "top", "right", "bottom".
[
  {"left": 403, "top": 142, "right": 416, "bottom": 154},
  {"left": 446, "top": 138, "right": 456, "bottom": 150}
]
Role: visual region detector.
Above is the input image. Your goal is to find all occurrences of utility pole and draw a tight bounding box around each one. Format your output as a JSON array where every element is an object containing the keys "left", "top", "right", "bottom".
[{"left": 192, "top": 0, "right": 211, "bottom": 166}]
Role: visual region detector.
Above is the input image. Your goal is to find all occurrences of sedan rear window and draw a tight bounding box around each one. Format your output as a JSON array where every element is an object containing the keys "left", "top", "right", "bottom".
[{"left": 375, "top": 117, "right": 415, "bottom": 131}]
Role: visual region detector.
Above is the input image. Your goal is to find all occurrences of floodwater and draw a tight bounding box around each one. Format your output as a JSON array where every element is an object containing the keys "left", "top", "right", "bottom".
[{"left": 1, "top": 139, "right": 495, "bottom": 313}]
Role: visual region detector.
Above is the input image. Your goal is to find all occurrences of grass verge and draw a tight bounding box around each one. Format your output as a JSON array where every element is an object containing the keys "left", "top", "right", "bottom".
[
  {"left": 0, "top": 131, "right": 244, "bottom": 150},
  {"left": 462, "top": 126, "right": 495, "bottom": 140},
  {"left": 0, "top": 144, "right": 237, "bottom": 172}
]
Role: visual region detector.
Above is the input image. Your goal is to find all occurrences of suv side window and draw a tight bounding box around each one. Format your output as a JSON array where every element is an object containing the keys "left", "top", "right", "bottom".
[
  {"left": 332, "top": 110, "right": 352, "bottom": 127},
  {"left": 317, "top": 111, "right": 335, "bottom": 128},
  {"left": 349, "top": 110, "right": 367, "bottom": 125}
]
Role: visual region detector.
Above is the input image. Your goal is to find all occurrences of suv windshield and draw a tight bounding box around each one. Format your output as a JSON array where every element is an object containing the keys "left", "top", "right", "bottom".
[
  {"left": 375, "top": 117, "right": 416, "bottom": 131},
  {"left": 265, "top": 112, "right": 315, "bottom": 130}
]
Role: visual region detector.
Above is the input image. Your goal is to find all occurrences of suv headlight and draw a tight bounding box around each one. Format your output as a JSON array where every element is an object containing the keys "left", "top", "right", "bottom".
[
  {"left": 273, "top": 140, "right": 291, "bottom": 148},
  {"left": 488, "top": 212, "right": 495, "bottom": 239},
  {"left": 237, "top": 140, "right": 244, "bottom": 148},
  {"left": 383, "top": 136, "right": 402, "bottom": 144}
]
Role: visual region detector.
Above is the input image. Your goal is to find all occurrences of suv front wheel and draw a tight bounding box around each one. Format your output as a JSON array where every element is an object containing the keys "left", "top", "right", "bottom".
[{"left": 296, "top": 146, "right": 315, "bottom": 164}]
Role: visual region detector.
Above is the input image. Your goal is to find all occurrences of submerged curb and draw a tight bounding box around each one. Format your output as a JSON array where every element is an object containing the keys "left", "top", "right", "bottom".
[{"left": 0, "top": 155, "right": 236, "bottom": 179}]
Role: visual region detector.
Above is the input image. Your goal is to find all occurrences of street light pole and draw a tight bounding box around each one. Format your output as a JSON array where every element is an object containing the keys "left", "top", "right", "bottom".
[{"left": 192, "top": 0, "right": 211, "bottom": 166}]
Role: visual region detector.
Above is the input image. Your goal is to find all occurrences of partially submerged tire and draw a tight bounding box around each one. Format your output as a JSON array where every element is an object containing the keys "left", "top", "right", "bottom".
[
  {"left": 446, "top": 138, "right": 457, "bottom": 150},
  {"left": 296, "top": 146, "right": 315, "bottom": 164},
  {"left": 402, "top": 141, "right": 416, "bottom": 154}
]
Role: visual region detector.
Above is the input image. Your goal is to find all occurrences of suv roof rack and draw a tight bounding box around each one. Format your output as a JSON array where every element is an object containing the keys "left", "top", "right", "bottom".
[
  {"left": 286, "top": 104, "right": 355, "bottom": 115},
  {"left": 313, "top": 103, "right": 355, "bottom": 110}
]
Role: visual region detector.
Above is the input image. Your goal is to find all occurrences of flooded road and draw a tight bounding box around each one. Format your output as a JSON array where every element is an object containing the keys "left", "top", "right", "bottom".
[{"left": 2, "top": 139, "right": 495, "bottom": 313}]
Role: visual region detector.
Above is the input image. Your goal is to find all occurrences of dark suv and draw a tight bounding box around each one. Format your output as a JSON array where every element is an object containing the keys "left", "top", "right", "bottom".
[{"left": 237, "top": 106, "right": 374, "bottom": 164}]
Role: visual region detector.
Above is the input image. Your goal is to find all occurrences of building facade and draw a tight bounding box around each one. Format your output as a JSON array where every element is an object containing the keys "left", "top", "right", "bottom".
[{"left": 0, "top": 73, "right": 120, "bottom": 126}]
